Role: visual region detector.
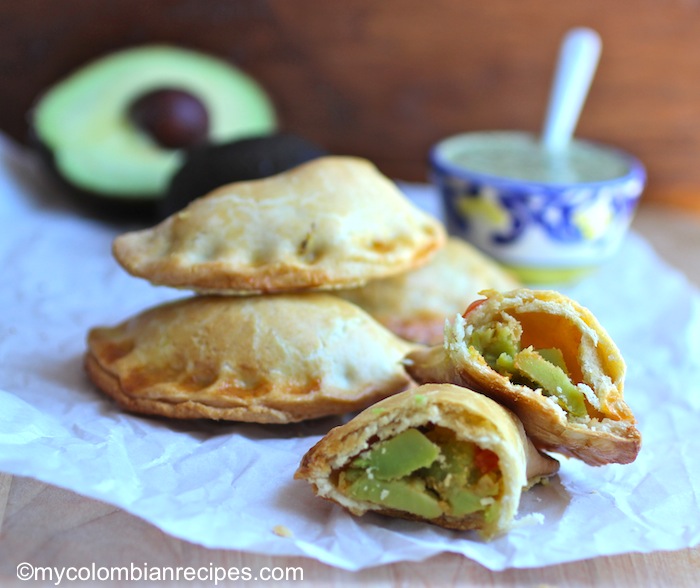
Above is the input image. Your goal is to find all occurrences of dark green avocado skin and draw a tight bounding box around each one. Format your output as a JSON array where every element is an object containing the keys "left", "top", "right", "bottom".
[{"left": 157, "top": 133, "right": 328, "bottom": 220}]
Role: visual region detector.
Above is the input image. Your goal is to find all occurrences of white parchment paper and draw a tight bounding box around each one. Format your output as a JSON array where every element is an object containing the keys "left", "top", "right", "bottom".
[{"left": 1, "top": 135, "right": 699, "bottom": 571}]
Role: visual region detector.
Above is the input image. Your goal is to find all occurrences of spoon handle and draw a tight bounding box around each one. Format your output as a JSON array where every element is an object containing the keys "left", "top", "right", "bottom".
[{"left": 541, "top": 28, "right": 602, "bottom": 152}]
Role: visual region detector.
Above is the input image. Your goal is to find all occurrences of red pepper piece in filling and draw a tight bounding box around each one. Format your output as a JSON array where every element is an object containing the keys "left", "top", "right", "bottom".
[
  {"left": 463, "top": 298, "right": 486, "bottom": 317},
  {"left": 474, "top": 447, "right": 499, "bottom": 475}
]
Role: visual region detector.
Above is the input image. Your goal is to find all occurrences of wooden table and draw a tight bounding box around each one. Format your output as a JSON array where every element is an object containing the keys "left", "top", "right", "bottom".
[{"left": 1, "top": 202, "right": 699, "bottom": 587}]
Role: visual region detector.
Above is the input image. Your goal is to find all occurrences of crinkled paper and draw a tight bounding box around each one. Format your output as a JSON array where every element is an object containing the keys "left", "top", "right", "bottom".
[{"left": 1, "top": 136, "right": 699, "bottom": 571}]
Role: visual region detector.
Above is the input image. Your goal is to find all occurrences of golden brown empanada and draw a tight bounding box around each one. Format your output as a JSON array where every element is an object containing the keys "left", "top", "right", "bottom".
[
  {"left": 336, "top": 237, "right": 520, "bottom": 345},
  {"left": 405, "top": 289, "right": 641, "bottom": 466},
  {"left": 85, "top": 293, "right": 417, "bottom": 423},
  {"left": 295, "top": 383, "right": 559, "bottom": 539},
  {"left": 112, "top": 156, "right": 446, "bottom": 294}
]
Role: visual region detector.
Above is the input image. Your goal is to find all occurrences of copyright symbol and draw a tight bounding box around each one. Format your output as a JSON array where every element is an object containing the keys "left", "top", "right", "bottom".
[{"left": 17, "top": 562, "right": 33, "bottom": 581}]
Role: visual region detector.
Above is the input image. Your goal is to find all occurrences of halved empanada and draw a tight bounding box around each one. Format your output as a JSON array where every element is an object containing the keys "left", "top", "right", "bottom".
[
  {"left": 405, "top": 289, "right": 641, "bottom": 466},
  {"left": 112, "top": 156, "right": 446, "bottom": 294},
  {"left": 336, "top": 237, "right": 520, "bottom": 345},
  {"left": 85, "top": 293, "right": 417, "bottom": 423},
  {"left": 295, "top": 383, "right": 559, "bottom": 539}
]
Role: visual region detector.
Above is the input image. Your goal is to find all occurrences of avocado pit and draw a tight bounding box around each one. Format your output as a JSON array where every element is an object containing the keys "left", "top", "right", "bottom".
[{"left": 128, "top": 88, "right": 209, "bottom": 149}]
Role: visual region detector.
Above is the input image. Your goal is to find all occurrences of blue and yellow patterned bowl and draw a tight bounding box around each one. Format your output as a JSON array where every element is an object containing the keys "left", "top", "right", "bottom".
[{"left": 430, "top": 131, "right": 646, "bottom": 283}]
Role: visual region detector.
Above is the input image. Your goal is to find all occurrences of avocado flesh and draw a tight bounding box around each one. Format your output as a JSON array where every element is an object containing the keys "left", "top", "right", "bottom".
[
  {"left": 536, "top": 347, "right": 568, "bottom": 371},
  {"left": 350, "top": 428, "right": 440, "bottom": 480},
  {"left": 467, "top": 323, "right": 588, "bottom": 417},
  {"left": 468, "top": 324, "right": 519, "bottom": 369},
  {"left": 339, "top": 427, "right": 501, "bottom": 521},
  {"left": 514, "top": 348, "right": 587, "bottom": 417},
  {"left": 345, "top": 477, "right": 443, "bottom": 519},
  {"left": 33, "top": 45, "right": 277, "bottom": 200}
]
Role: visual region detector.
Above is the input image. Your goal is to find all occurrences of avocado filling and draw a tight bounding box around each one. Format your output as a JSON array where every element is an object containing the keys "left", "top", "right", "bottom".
[
  {"left": 337, "top": 427, "right": 502, "bottom": 522},
  {"left": 467, "top": 322, "right": 587, "bottom": 417}
]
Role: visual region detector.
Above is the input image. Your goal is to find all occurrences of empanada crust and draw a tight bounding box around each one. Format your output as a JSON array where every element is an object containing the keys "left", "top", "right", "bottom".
[
  {"left": 85, "top": 293, "right": 417, "bottom": 423},
  {"left": 112, "top": 156, "right": 446, "bottom": 294},
  {"left": 405, "top": 289, "right": 642, "bottom": 466},
  {"left": 295, "top": 383, "right": 559, "bottom": 539},
  {"left": 336, "top": 237, "right": 520, "bottom": 344}
]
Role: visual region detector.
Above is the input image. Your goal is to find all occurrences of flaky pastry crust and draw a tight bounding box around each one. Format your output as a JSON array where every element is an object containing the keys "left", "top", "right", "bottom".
[
  {"left": 112, "top": 156, "right": 446, "bottom": 294},
  {"left": 295, "top": 383, "right": 559, "bottom": 539},
  {"left": 405, "top": 289, "right": 641, "bottom": 466},
  {"left": 85, "top": 293, "right": 417, "bottom": 423},
  {"left": 336, "top": 237, "right": 519, "bottom": 344}
]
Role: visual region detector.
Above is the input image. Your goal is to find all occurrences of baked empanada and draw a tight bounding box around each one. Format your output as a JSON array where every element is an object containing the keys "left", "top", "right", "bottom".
[
  {"left": 112, "top": 156, "right": 446, "bottom": 294},
  {"left": 85, "top": 293, "right": 417, "bottom": 423},
  {"left": 295, "top": 383, "right": 559, "bottom": 539},
  {"left": 405, "top": 289, "right": 641, "bottom": 466},
  {"left": 336, "top": 237, "right": 520, "bottom": 345}
]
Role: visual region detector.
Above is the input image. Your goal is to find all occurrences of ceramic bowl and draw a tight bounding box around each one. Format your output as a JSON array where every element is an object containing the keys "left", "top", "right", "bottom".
[{"left": 430, "top": 131, "right": 646, "bottom": 283}]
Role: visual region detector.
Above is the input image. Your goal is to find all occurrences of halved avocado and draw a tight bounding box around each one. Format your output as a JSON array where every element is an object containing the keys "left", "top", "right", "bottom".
[{"left": 30, "top": 44, "right": 276, "bottom": 217}]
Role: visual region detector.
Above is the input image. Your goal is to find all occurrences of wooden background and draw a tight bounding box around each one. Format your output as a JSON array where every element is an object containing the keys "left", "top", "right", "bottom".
[{"left": 2, "top": 0, "right": 700, "bottom": 210}]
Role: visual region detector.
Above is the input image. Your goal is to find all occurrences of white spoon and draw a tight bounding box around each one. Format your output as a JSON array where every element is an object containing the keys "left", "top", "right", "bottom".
[{"left": 541, "top": 28, "right": 602, "bottom": 152}]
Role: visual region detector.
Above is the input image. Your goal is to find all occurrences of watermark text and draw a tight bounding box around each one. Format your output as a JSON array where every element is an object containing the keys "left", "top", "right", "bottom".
[{"left": 17, "top": 561, "right": 303, "bottom": 585}]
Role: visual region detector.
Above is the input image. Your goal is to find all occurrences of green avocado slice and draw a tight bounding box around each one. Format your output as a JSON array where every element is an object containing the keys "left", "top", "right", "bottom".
[
  {"left": 448, "top": 489, "right": 488, "bottom": 516},
  {"left": 33, "top": 45, "right": 277, "bottom": 200},
  {"left": 345, "top": 475, "right": 443, "bottom": 519},
  {"left": 514, "top": 347, "right": 587, "bottom": 417},
  {"left": 350, "top": 428, "right": 440, "bottom": 480},
  {"left": 536, "top": 347, "right": 569, "bottom": 372}
]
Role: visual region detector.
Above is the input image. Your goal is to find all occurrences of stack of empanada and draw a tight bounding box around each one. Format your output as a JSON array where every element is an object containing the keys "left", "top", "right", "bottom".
[
  {"left": 110, "top": 153, "right": 519, "bottom": 344},
  {"left": 86, "top": 156, "right": 449, "bottom": 423},
  {"left": 85, "top": 153, "right": 640, "bottom": 541}
]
